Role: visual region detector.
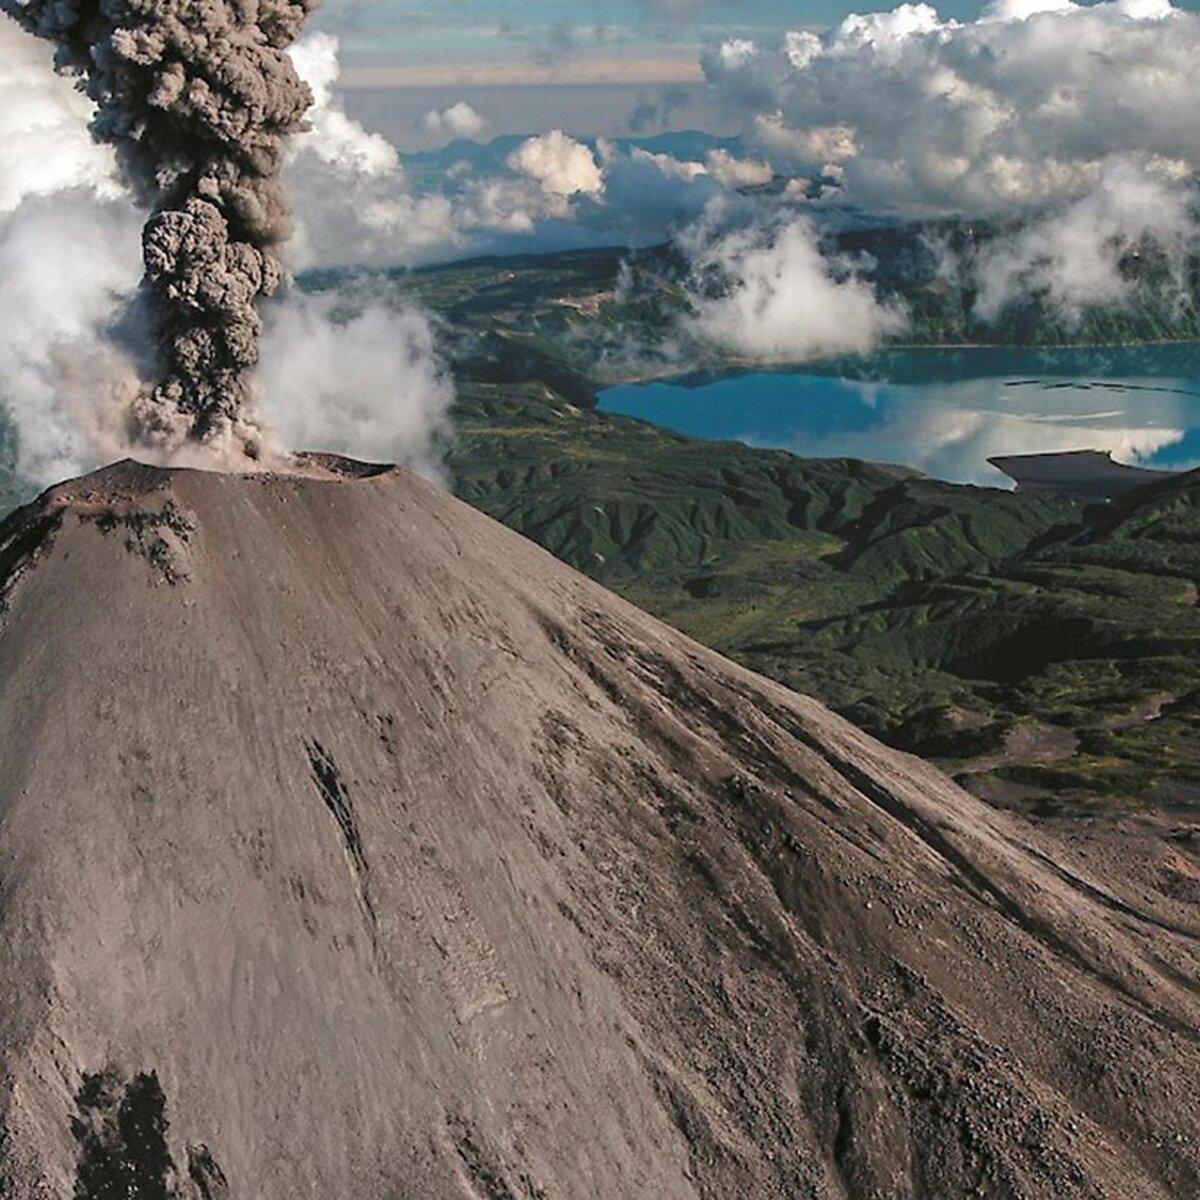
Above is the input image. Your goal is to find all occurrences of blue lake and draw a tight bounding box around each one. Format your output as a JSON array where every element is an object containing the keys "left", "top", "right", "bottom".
[{"left": 598, "top": 344, "right": 1200, "bottom": 487}]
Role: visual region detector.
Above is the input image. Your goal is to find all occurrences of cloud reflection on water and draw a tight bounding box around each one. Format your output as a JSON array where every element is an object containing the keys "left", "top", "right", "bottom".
[{"left": 601, "top": 364, "right": 1200, "bottom": 487}]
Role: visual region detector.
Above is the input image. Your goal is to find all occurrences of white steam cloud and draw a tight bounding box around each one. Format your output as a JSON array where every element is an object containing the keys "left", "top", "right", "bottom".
[
  {"left": 0, "top": 193, "right": 142, "bottom": 484},
  {"left": 257, "top": 295, "right": 453, "bottom": 480},
  {"left": 684, "top": 211, "right": 906, "bottom": 360},
  {"left": 0, "top": 22, "right": 456, "bottom": 485},
  {"left": 0, "top": 21, "right": 119, "bottom": 214},
  {"left": 0, "top": 19, "right": 144, "bottom": 485}
]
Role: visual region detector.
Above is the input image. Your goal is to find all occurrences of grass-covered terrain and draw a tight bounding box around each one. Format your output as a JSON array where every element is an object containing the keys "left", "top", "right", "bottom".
[
  {"left": 449, "top": 381, "right": 1200, "bottom": 817},
  {"left": 299, "top": 245, "right": 689, "bottom": 392},
  {"left": 841, "top": 218, "right": 1200, "bottom": 347},
  {"left": 0, "top": 420, "right": 32, "bottom": 515}
]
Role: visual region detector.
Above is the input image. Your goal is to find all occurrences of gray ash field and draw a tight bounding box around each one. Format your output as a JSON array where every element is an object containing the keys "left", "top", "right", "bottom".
[{"left": 0, "top": 458, "right": 1196, "bottom": 1198}]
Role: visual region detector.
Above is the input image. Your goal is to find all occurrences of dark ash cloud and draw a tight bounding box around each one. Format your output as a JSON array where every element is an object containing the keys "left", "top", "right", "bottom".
[{"left": 1, "top": 0, "right": 322, "bottom": 452}]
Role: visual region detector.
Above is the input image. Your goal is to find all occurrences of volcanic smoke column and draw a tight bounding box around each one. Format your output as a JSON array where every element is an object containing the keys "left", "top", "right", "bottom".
[{"left": 0, "top": 0, "right": 321, "bottom": 447}]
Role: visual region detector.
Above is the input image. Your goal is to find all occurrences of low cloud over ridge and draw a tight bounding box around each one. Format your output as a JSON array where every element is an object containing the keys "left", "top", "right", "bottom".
[{"left": 682, "top": 208, "right": 907, "bottom": 360}]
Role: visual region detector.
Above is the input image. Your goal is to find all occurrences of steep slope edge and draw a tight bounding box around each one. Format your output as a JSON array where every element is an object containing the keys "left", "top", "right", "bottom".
[{"left": 0, "top": 459, "right": 1196, "bottom": 1199}]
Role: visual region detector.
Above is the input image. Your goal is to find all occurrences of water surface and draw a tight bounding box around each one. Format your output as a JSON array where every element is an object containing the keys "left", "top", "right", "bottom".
[{"left": 599, "top": 345, "right": 1200, "bottom": 487}]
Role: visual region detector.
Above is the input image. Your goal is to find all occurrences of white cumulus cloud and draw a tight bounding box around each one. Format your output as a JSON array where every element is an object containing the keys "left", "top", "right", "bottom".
[
  {"left": 285, "top": 34, "right": 465, "bottom": 268},
  {"left": 421, "top": 101, "right": 486, "bottom": 140},
  {"left": 284, "top": 42, "right": 613, "bottom": 267},
  {"left": 752, "top": 114, "right": 858, "bottom": 166},
  {"left": 288, "top": 33, "right": 398, "bottom": 177},
  {"left": 683, "top": 211, "right": 907, "bottom": 360},
  {"left": 974, "top": 158, "right": 1198, "bottom": 324},
  {"left": 703, "top": 0, "right": 1200, "bottom": 216},
  {"left": 507, "top": 131, "right": 605, "bottom": 198},
  {"left": 704, "top": 148, "right": 774, "bottom": 189}
]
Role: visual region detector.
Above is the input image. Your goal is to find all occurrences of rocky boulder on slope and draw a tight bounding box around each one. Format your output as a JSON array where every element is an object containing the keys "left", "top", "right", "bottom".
[{"left": 0, "top": 457, "right": 1196, "bottom": 1199}]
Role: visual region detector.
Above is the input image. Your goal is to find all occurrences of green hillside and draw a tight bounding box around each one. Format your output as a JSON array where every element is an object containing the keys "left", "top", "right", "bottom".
[{"left": 448, "top": 382, "right": 1200, "bottom": 816}]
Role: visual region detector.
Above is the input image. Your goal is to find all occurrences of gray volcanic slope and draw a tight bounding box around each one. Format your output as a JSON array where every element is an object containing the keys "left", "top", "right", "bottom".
[{"left": 0, "top": 459, "right": 1197, "bottom": 1200}]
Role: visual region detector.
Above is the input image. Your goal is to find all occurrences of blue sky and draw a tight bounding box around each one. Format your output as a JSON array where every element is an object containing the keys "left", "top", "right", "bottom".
[
  {"left": 317, "top": 0, "right": 995, "bottom": 75},
  {"left": 316, "top": 0, "right": 995, "bottom": 145},
  {"left": 314, "top": 0, "right": 1200, "bottom": 148}
]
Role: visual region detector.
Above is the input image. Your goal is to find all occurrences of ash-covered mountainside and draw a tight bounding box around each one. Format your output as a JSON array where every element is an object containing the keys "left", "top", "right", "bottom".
[{"left": 0, "top": 459, "right": 1196, "bottom": 1199}]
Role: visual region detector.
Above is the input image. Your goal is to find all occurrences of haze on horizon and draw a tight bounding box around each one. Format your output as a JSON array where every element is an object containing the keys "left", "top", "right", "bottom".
[{"left": 319, "top": 0, "right": 1200, "bottom": 147}]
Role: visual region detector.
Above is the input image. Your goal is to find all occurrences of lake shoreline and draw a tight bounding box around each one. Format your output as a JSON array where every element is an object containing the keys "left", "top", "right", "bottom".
[
  {"left": 597, "top": 344, "right": 1200, "bottom": 488},
  {"left": 597, "top": 340, "right": 1200, "bottom": 392}
]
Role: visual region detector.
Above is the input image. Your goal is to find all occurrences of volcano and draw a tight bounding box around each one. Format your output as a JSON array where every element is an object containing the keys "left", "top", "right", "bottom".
[{"left": 0, "top": 457, "right": 1196, "bottom": 1199}]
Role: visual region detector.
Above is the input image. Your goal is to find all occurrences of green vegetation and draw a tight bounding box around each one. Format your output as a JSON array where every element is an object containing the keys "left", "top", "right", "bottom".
[
  {"left": 449, "top": 381, "right": 1200, "bottom": 816},
  {"left": 0, "top": 419, "right": 32, "bottom": 514},
  {"left": 840, "top": 219, "right": 1200, "bottom": 347},
  {"left": 368, "top": 240, "right": 1200, "bottom": 815},
  {"left": 300, "top": 245, "right": 692, "bottom": 392}
]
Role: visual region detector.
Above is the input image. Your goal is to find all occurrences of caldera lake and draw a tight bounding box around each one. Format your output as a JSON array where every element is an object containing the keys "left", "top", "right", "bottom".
[{"left": 597, "top": 344, "right": 1200, "bottom": 487}]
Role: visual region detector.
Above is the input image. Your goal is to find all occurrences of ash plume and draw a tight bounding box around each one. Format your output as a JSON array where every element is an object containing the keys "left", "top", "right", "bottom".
[{"left": 0, "top": 0, "right": 321, "bottom": 452}]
